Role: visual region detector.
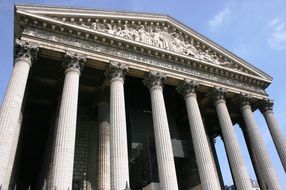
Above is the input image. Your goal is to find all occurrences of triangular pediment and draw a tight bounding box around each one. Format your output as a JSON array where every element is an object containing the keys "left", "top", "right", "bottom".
[{"left": 15, "top": 4, "right": 272, "bottom": 84}]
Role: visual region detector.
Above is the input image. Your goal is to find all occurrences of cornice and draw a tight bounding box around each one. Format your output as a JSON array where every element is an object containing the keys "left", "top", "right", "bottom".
[{"left": 15, "top": 3, "right": 169, "bottom": 19}]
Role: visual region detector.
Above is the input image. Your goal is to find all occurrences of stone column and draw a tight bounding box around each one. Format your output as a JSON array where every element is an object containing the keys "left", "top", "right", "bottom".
[
  {"left": 87, "top": 120, "right": 97, "bottom": 190},
  {"left": 240, "top": 95, "right": 281, "bottom": 190},
  {"left": 210, "top": 138, "right": 225, "bottom": 189},
  {"left": 0, "top": 39, "right": 38, "bottom": 188},
  {"left": 260, "top": 99, "right": 286, "bottom": 172},
  {"left": 240, "top": 123, "right": 267, "bottom": 190},
  {"left": 105, "top": 61, "right": 130, "bottom": 190},
  {"left": 177, "top": 80, "right": 220, "bottom": 190},
  {"left": 47, "top": 96, "right": 61, "bottom": 189},
  {"left": 213, "top": 88, "right": 252, "bottom": 189},
  {"left": 96, "top": 89, "right": 110, "bottom": 190},
  {"left": 50, "top": 52, "right": 85, "bottom": 189},
  {"left": 143, "top": 71, "right": 178, "bottom": 190},
  {"left": 38, "top": 107, "right": 58, "bottom": 190},
  {"left": 4, "top": 112, "right": 23, "bottom": 189}
]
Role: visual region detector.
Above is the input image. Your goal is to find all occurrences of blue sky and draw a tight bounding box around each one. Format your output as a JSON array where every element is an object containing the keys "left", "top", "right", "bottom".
[{"left": 1, "top": 0, "right": 285, "bottom": 187}]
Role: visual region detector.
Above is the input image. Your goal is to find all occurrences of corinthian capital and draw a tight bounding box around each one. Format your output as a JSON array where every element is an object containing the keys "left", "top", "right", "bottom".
[
  {"left": 14, "top": 39, "right": 39, "bottom": 64},
  {"left": 259, "top": 99, "right": 274, "bottom": 114},
  {"left": 143, "top": 71, "right": 166, "bottom": 90},
  {"left": 105, "top": 61, "right": 129, "bottom": 81},
  {"left": 212, "top": 87, "right": 227, "bottom": 104},
  {"left": 177, "top": 79, "right": 199, "bottom": 98},
  {"left": 239, "top": 93, "right": 253, "bottom": 109},
  {"left": 63, "top": 51, "right": 86, "bottom": 73}
]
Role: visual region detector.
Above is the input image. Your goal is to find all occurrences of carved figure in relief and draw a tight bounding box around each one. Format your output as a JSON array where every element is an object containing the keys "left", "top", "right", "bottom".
[
  {"left": 118, "top": 24, "right": 133, "bottom": 40},
  {"left": 145, "top": 26, "right": 154, "bottom": 45},
  {"left": 171, "top": 33, "right": 184, "bottom": 54},
  {"left": 152, "top": 27, "right": 163, "bottom": 48},
  {"left": 80, "top": 21, "right": 233, "bottom": 67},
  {"left": 182, "top": 41, "right": 199, "bottom": 57},
  {"left": 195, "top": 48, "right": 206, "bottom": 60},
  {"left": 171, "top": 33, "right": 200, "bottom": 57},
  {"left": 91, "top": 22, "right": 107, "bottom": 32},
  {"left": 131, "top": 26, "right": 140, "bottom": 41},
  {"left": 138, "top": 25, "right": 151, "bottom": 45},
  {"left": 106, "top": 23, "right": 116, "bottom": 35},
  {"left": 81, "top": 23, "right": 90, "bottom": 29},
  {"left": 116, "top": 26, "right": 122, "bottom": 36},
  {"left": 91, "top": 22, "right": 97, "bottom": 30},
  {"left": 210, "top": 52, "right": 221, "bottom": 65},
  {"left": 202, "top": 50, "right": 213, "bottom": 63},
  {"left": 159, "top": 27, "right": 175, "bottom": 51},
  {"left": 221, "top": 59, "right": 231, "bottom": 66},
  {"left": 200, "top": 50, "right": 219, "bottom": 65}
]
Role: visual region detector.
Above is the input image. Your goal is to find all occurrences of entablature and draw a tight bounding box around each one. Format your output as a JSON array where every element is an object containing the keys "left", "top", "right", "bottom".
[{"left": 20, "top": 27, "right": 268, "bottom": 99}]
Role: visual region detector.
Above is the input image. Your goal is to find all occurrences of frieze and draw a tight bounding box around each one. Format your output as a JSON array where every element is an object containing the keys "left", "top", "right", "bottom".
[
  {"left": 81, "top": 22, "right": 232, "bottom": 67},
  {"left": 23, "top": 28, "right": 265, "bottom": 94}
]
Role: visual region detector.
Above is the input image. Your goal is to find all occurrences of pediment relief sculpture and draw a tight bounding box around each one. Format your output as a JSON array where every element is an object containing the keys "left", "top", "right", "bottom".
[{"left": 81, "top": 22, "right": 232, "bottom": 67}]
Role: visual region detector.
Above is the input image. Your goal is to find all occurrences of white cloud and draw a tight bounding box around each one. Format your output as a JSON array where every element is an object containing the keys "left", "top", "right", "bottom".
[
  {"left": 269, "top": 18, "right": 280, "bottom": 27},
  {"left": 208, "top": 8, "right": 231, "bottom": 32},
  {"left": 268, "top": 18, "right": 286, "bottom": 50}
]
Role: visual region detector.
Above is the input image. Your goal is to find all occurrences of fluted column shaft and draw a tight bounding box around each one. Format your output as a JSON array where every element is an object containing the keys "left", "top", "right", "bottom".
[
  {"left": 47, "top": 102, "right": 61, "bottom": 189},
  {"left": 106, "top": 62, "right": 130, "bottom": 190},
  {"left": 0, "top": 40, "right": 38, "bottom": 188},
  {"left": 260, "top": 100, "right": 286, "bottom": 172},
  {"left": 50, "top": 52, "right": 85, "bottom": 189},
  {"left": 210, "top": 139, "right": 225, "bottom": 189},
  {"left": 144, "top": 72, "right": 178, "bottom": 190},
  {"left": 4, "top": 112, "right": 23, "bottom": 189},
  {"left": 87, "top": 120, "right": 97, "bottom": 190},
  {"left": 39, "top": 107, "right": 58, "bottom": 190},
  {"left": 241, "top": 125, "right": 267, "bottom": 190},
  {"left": 97, "top": 100, "right": 110, "bottom": 190},
  {"left": 178, "top": 81, "right": 220, "bottom": 190},
  {"left": 213, "top": 88, "right": 251, "bottom": 190},
  {"left": 240, "top": 96, "right": 281, "bottom": 190}
]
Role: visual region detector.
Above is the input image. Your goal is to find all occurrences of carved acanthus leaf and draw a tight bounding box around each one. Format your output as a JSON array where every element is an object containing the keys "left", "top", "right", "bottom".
[
  {"left": 259, "top": 99, "right": 274, "bottom": 114},
  {"left": 15, "top": 39, "right": 39, "bottom": 62},
  {"left": 143, "top": 71, "right": 166, "bottom": 90},
  {"left": 63, "top": 51, "right": 86, "bottom": 72},
  {"left": 177, "top": 80, "right": 199, "bottom": 97},
  {"left": 239, "top": 93, "right": 253, "bottom": 108},
  {"left": 212, "top": 87, "right": 227, "bottom": 103},
  {"left": 105, "top": 61, "right": 129, "bottom": 80}
]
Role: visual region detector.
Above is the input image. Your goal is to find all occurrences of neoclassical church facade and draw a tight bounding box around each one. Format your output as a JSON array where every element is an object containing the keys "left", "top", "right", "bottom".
[{"left": 0, "top": 4, "right": 285, "bottom": 190}]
